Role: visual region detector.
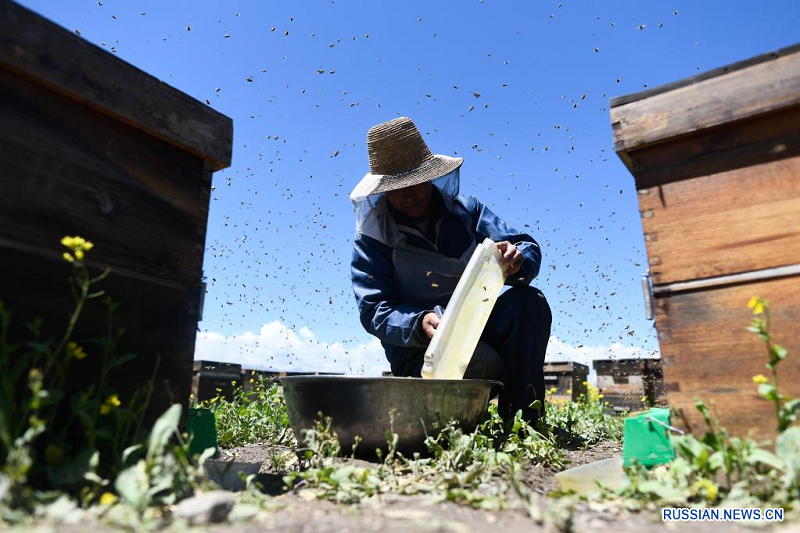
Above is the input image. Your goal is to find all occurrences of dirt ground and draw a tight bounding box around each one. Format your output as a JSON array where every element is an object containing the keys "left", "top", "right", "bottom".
[
  {"left": 204, "top": 442, "right": 777, "bottom": 533},
  {"left": 22, "top": 443, "right": 791, "bottom": 532}
]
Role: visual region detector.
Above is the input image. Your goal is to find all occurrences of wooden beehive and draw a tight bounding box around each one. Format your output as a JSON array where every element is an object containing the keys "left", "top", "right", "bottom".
[
  {"left": 645, "top": 358, "right": 667, "bottom": 406},
  {"left": 593, "top": 358, "right": 665, "bottom": 413},
  {"left": 543, "top": 361, "right": 589, "bottom": 402},
  {"left": 611, "top": 43, "right": 800, "bottom": 439},
  {"left": 192, "top": 361, "right": 242, "bottom": 403},
  {"left": 0, "top": 1, "right": 232, "bottom": 419}
]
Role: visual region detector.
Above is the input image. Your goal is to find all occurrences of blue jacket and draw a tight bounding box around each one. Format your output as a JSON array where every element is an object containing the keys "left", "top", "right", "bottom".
[{"left": 351, "top": 192, "right": 542, "bottom": 367}]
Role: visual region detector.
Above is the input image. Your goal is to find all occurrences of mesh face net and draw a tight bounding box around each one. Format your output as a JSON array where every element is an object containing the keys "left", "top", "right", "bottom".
[{"left": 351, "top": 168, "right": 461, "bottom": 246}]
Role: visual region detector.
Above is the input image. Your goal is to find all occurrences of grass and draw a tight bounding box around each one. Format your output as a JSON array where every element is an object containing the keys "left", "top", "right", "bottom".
[
  {"left": 545, "top": 383, "right": 625, "bottom": 448},
  {"left": 206, "top": 375, "right": 623, "bottom": 516},
  {"left": 196, "top": 371, "right": 293, "bottom": 449}
]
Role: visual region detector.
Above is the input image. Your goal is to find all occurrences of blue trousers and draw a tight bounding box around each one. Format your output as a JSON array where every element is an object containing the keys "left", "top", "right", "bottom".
[{"left": 391, "top": 286, "right": 552, "bottom": 424}]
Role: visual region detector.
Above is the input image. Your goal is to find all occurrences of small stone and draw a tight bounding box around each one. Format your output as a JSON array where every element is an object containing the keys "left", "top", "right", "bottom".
[
  {"left": 298, "top": 488, "right": 318, "bottom": 501},
  {"left": 174, "top": 491, "right": 235, "bottom": 525}
]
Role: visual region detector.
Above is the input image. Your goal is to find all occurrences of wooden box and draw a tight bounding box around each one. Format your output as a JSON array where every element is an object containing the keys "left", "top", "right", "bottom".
[
  {"left": 543, "top": 361, "right": 589, "bottom": 402},
  {"left": 0, "top": 1, "right": 232, "bottom": 419},
  {"left": 192, "top": 361, "right": 242, "bottom": 403},
  {"left": 611, "top": 43, "right": 800, "bottom": 439},
  {"left": 646, "top": 359, "right": 667, "bottom": 406},
  {"left": 593, "top": 358, "right": 664, "bottom": 413}
]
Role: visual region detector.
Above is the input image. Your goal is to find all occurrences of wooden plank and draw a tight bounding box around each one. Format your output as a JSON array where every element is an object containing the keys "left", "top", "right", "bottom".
[
  {"left": 597, "top": 376, "right": 645, "bottom": 395},
  {"left": 0, "top": 0, "right": 232, "bottom": 169},
  {"left": 593, "top": 358, "right": 647, "bottom": 376},
  {"left": 655, "top": 275, "right": 800, "bottom": 441},
  {"left": 638, "top": 154, "right": 800, "bottom": 285},
  {"left": 193, "top": 361, "right": 242, "bottom": 374},
  {"left": 624, "top": 105, "right": 800, "bottom": 190},
  {"left": 611, "top": 50, "right": 800, "bottom": 156},
  {"left": 542, "top": 361, "right": 588, "bottom": 375},
  {"left": 611, "top": 43, "right": 800, "bottom": 108},
  {"left": 0, "top": 66, "right": 211, "bottom": 285}
]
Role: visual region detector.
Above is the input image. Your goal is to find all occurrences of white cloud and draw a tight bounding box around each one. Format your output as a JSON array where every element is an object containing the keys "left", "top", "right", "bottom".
[
  {"left": 194, "top": 321, "right": 389, "bottom": 376},
  {"left": 196, "top": 322, "right": 656, "bottom": 383}
]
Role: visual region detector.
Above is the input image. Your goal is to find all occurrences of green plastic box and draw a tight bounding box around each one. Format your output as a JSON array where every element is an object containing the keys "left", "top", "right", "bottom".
[
  {"left": 187, "top": 407, "right": 219, "bottom": 458},
  {"left": 622, "top": 407, "right": 676, "bottom": 467}
]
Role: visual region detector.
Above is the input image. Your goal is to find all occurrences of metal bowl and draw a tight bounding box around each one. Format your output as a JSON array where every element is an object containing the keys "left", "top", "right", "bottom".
[{"left": 280, "top": 375, "right": 502, "bottom": 457}]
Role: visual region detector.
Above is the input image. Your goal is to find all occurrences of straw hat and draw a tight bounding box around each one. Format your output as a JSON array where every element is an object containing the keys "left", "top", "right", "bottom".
[{"left": 349, "top": 117, "right": 463, "bottom": 200}]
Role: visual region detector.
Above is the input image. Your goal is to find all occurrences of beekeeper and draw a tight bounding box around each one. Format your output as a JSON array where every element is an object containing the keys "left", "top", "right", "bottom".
[{"left": 349, "top": 117, "right": 552, "bottom": 424}]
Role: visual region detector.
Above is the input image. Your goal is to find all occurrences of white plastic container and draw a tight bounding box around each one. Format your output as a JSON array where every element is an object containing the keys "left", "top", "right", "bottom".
[
  {"left": 554, "top": 457, "right": 630, "bottom": 495},
  {"left": 421, "top": 238, "right": 505, "bottom": 380}
]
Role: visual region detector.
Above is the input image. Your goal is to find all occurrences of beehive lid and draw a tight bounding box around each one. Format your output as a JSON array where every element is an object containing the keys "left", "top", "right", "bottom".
[
  {"left": 610, "top": 42, "right": 800, "bottom": 189},
  {"left": 0, "top": 0, "right": 233, "bottom": 170},
  {"left": 543, "top": 361, "right": 589, "bottom": 374}
]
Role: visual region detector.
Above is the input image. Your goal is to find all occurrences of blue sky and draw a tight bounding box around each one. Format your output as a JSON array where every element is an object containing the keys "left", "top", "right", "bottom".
[{"left": 19, "top": 0, "right": 800, "bottom": 375}]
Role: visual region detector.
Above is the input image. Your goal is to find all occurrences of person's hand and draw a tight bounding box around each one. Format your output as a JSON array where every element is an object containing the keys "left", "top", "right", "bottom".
[
  {"left": 421, "top": 312, "right": 440, "bottom": 340},
  {"left": 496, "top": 241, "right": 523, "bottom": 278}
]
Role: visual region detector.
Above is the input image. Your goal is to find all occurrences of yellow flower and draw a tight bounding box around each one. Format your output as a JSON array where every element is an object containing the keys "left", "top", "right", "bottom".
[
  {"left": 752, "top": 374, "right": 769, "bottom": 385},
  {"left": 67, "top": 341, "right": 87, "bottom": 360},
  {"left": 100, "top": 394, "right": 121, "bottom": 415},
  {"left": 61, "top": 235, "right": 94, "bottom": 256},
  {"left": 691, "top": 478, "right": 718, "bottom": 503},
  {"left": 747, "top": 296, "right": 764, "bottom": 315},
  {"left": 99, "top": 492, "right": 118, "bottom": 506},
  {"left": 566, "top": 389, "right": 572, "bottom": 394},
  {"left": 63, "top": 252, "right": 74, "bottom": 263}
]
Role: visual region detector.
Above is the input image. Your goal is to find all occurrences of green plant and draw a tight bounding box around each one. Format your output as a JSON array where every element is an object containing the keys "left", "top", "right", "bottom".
[
  {"left": 0, "top": 237, "right": 212, "bottom": 521},
  {"left": 114, "top": 404, "right": 215, "bottom": 514},
  {"left": 590, "top": 297, "right": 800, "bottom": 511},
  {"left": 282, "top": 405, "right": 568, "bottom": 509},
  {"left": 616, "top": 399, "right": 791, "bottom": 507},
  {"left": 282, "top": 415, "right": 387, "bottom": 504},
  {"left": 199, "top": 372, "right": 293, "bottom": 448},
  {"left": 544, "top": 383, "right": 625, "bottom": 448},
  {"left": 0, "top": 237, "right": 146, "bottom": 508},
  {"left": 747, "top": 296, "right": 799, "bottom": 432}
]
